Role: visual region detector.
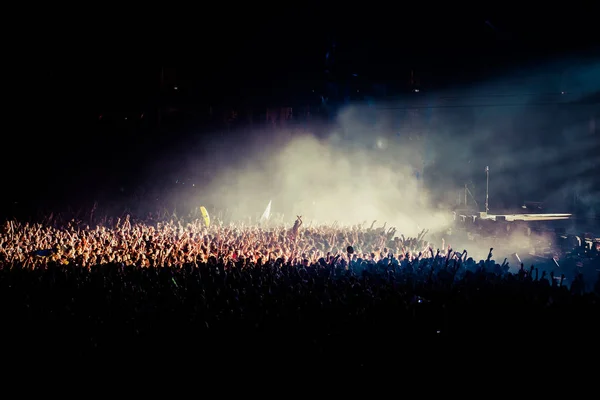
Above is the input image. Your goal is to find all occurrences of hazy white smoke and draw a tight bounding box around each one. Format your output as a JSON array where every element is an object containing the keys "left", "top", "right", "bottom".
[
  {"left": 194, "top": 108, "right": 451, "bottom": 237},
  {"left": 157, "top": 53, "right": 598, "bottom": 237}
]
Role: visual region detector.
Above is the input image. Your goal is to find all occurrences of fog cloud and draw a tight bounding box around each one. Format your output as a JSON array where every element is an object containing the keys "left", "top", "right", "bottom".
[{"left": 156, "top": 54, "right": 598, "bottom": 239}]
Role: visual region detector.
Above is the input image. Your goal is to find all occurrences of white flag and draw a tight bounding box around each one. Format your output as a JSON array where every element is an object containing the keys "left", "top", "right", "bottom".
[{"left": 260, "top": 200, "right": 272, "bottom": 222}]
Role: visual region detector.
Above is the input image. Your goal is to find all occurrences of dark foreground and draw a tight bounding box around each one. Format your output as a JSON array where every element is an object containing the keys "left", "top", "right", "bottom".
[{"left": 2, "top": 262, "right": 599, "bottom": 370}]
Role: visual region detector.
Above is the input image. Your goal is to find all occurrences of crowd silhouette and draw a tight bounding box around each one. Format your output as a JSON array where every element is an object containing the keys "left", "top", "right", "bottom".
[{"left": 1, "top": 213, "right": 599, "bottom": 366}]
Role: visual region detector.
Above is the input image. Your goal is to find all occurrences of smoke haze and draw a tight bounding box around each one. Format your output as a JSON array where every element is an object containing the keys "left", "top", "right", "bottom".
[
  {"left": 151, "top": 53, "right": 598, "bottom": 242},
  {"left": 196, "top": 125, "right": 449, "bottom": 237}
]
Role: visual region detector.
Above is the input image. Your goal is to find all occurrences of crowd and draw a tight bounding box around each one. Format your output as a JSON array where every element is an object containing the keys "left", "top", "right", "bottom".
[{"left": 1, "top": 213, "right": 599, "bottom": 366}]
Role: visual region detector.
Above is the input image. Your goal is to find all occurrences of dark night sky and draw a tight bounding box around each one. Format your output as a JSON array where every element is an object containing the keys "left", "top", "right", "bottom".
[
  {"left": 13, "top": 10, "right": 598, "bottom": 113},
  {"left": 4, "top": 8, "right": 598, "bottom": 214}
]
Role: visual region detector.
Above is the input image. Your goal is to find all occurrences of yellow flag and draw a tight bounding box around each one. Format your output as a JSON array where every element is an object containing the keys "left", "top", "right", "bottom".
[{"left": 200, "top": 206, "right": 210, "bottom": 228}]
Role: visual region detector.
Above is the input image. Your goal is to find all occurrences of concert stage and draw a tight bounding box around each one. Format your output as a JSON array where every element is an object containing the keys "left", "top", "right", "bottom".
[
  {"left": 453, "top": 211, "right": 573, "bottom": 225},
  {"left": 453, "top": 210, "right": 599, "bottom": 248},
  {"left": 453, "top": 211, "right": 575, "bottom": 238},
  {"left": 479, "top": 213, "right": 572, "bottom": 222}
]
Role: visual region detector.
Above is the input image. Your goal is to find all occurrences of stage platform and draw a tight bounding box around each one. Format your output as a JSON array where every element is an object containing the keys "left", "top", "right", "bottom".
[
  {"left": 479, "top": 213, "right": 572, "bottom": 222},
  {"left": 453, "top": 211, "right": 599, "bottom": 244},
  {"left": 453, "top": 211, "right": 573, "bottom": 224}
]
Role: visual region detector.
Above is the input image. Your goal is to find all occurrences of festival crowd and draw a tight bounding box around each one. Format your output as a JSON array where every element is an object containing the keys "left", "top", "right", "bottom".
[{"left": 1, "top": 213, "right": 599, "bottom": 366}]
